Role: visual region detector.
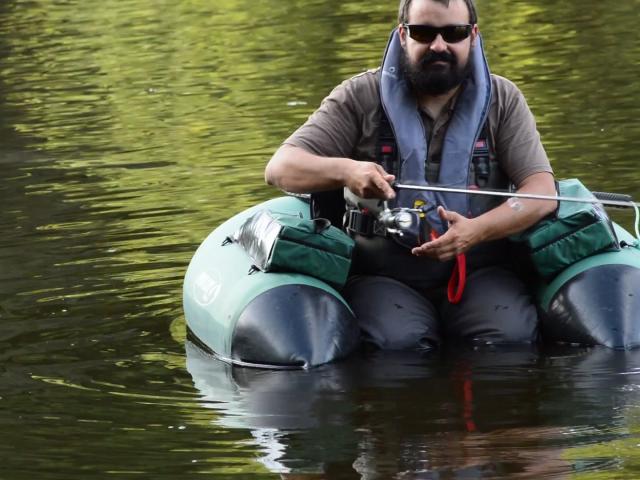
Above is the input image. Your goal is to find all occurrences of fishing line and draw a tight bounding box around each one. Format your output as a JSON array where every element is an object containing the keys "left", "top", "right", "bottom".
[{"left": 394, "top": 183, "right": 640, "bottom": 209}]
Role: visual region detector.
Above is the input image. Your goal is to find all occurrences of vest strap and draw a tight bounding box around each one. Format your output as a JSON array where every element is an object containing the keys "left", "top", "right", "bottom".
[
  {"left": 471, "top": 124, "right": 491, "bottom": 188},
  {"left": 345, "top": 210, "right": 388, "bottom": 237},
  {"left": 376, "top": 111, "right": 398, "bottom": 176}
]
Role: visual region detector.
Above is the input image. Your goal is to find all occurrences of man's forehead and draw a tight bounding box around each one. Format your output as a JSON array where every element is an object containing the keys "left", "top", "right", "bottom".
[{"left": 407, "top": 0, "right": 470, "bottom": 21}]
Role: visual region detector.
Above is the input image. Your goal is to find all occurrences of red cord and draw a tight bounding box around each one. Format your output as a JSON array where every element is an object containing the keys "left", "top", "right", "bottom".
[{"left": 430, "top": 231, "right": 467, "bottom": 304}]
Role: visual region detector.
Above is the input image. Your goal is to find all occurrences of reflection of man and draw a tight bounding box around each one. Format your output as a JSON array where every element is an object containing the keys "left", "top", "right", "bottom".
[{"left": 265, "top": 0, "right": 557, "bottom": 349}]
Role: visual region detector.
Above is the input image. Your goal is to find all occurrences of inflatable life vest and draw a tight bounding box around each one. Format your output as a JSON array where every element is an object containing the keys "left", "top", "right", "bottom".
[
  {"left": 312, "top": 30, "right": 512, "bottom": 290},
  {"left": 376, "top": 28, "right": 504, "bottom": 235},
  {"left": 343, "top": 29, "right": 508, "bottom": 245}
]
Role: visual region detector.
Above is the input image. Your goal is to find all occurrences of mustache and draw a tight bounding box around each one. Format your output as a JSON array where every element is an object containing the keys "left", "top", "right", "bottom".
[{"left": 420, "top": 51, "right": 457, "bottom": 66}]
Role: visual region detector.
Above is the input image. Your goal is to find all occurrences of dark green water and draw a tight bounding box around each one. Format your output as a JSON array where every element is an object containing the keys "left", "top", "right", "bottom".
[{"left": 1, "top": 0, "right": 640, "bottom": 478}]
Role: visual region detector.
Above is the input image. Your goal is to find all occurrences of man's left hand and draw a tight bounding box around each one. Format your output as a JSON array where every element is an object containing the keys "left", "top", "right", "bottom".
[{"left": 411, "top": 206, "right": 480, "bottom": 261}]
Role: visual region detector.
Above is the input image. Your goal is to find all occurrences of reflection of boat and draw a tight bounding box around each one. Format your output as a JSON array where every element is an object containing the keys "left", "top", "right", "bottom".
[
  {"left": 183, "top": 196, "right": 640, "bottom": 368},
  {"left": 185, "top": 340, "right": 360, "bottom": 474},
  {"left": 186, "top": 340, "right": 359, "bottom": 430},
  {"left": 186, "top": 341, "right": 640, "bottom": 477}
]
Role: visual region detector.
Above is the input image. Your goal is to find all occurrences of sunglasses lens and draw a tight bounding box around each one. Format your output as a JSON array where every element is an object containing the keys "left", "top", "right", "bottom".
[
  {"left": 408, "top": 25, "right": 438, "bottom": 43},
  {"left": 405, "top": 24, "right": 471, "bottom": 44},
  {"left": 442, "top": 25, "right": 471, "bottom": 43}
]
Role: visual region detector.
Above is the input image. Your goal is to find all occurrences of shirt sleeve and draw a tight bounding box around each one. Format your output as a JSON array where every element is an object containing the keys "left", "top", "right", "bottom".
[
  {"left": 492, "top": 76, "right": 553, "bottom": 186},
  {"left": 283, "top": 71, "right": 379, "bottom": 158}
]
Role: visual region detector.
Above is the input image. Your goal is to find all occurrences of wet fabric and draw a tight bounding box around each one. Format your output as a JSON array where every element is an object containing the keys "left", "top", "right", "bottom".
[{"left": 342, "top": 269, "right": 538, "bottom": 350}]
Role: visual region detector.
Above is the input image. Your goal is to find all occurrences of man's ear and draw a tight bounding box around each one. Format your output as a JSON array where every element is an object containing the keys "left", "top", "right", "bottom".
[
  {"left": 398, "top": 23, "right": 408, "bottom": 47},
  {"left": 470, "top": 24, "right": 479, "bottom": 47}
]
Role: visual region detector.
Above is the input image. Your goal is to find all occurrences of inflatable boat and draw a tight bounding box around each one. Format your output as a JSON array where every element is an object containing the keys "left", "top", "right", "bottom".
[
  {"left": 183, "top": 196, "right": 360, "bottom": 369},
  {"left": 538, "top": 222, "right": 640, "bottom": 348},
  {"left": 183, "top": 192, "right": 640, "bottom": 369}
]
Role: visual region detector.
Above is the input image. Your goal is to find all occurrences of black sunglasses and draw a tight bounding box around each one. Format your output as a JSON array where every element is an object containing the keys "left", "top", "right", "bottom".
[{"left": 402, "top": 23, "right": 473, "bottom": 44}]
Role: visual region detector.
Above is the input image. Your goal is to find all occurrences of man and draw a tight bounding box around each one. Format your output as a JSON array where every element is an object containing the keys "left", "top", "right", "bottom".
[{"left": 265, "top": 0, "right": 557, "bottom": 350}]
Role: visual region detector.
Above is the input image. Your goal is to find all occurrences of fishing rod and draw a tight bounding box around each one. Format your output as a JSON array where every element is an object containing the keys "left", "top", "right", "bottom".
[
  {"left": 394, "top": 183, "right": 640, "bottom": 209},
  {"left": 392, "top": 182, "right": 640, "bottom": 242}
]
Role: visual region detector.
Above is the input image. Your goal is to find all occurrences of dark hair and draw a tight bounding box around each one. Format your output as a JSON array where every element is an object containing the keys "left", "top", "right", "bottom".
[{"left": 398, "top": 0, "right": 478, "bottom": 24}]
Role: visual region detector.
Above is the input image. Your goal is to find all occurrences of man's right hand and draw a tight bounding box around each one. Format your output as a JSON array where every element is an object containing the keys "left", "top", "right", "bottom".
[
  {"left": 266, "top": 146, "right": 396, "bottom": 200},
  {"left": 343, "top": 161, "right": 396, "bottom": 200}
]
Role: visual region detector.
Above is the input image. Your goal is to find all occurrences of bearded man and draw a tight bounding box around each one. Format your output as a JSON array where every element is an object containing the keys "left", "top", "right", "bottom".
[{"left": 265, "top": 0, "right": 557, "bottom": 350}]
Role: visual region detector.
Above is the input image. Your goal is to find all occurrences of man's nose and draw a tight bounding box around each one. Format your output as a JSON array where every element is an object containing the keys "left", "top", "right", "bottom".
[{"left": 429, "top": 34, "right": 448, "bottom": 52}]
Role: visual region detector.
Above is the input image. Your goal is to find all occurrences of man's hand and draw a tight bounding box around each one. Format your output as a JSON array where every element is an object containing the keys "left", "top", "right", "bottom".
[
  {"left": 411, "top": 206, "right": 480, "bottom": 261},
  {"left": 344, "top": 161, "right": 396, "bottom": 200}
]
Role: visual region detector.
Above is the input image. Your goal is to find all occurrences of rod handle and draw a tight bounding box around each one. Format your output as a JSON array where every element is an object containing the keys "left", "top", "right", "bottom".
[{"left": 592, "top": 191, "right": 634, "bottom": 205}]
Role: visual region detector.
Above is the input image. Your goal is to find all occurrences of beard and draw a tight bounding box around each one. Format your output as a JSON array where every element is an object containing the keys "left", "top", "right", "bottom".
[{"left": 401, "top": 48, "right": 473, "bottom": 96}]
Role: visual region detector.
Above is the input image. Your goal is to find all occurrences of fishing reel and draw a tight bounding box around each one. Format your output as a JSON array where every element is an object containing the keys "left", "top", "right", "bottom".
[
  {"left": 343, "top": 188, "right": 435, "bottom": 247},
  {"left": 377, "top": 202, "right": 434, "bottom": 246},
  {"left": 377, "top": 205, "right": 418, "bottom": 236}
]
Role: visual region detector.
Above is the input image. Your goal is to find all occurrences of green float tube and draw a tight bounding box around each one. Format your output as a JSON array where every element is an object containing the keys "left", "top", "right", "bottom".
[
  {"left": 183, "top": 196, "right": 360, "bottom": 369},
  {"left": 184, "top": 194, "right": 640, "bottom": 369},
  {"left": 537, "top": 224, "right": 640, "bottom": 348}
]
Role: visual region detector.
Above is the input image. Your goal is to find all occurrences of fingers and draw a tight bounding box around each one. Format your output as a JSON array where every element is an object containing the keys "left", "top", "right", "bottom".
[
  {"left": 411, "top": 236, "right": 459, "bottom": 261},
  {"left": 437, "top": 206, "right": 449, "bottom": 223},
  {"left": 438, "top": 206, "right": 463, "bottom": 224},
  {"left": 375, "top": 178, "right": 396, "bottom": 200},
  {"left": 374, "top": 164, "right": 396, "bottom": 199},
  {"left": 347, "top": 162, "right": 396, "bottom": 199},
  {"left": 375, "top": 164, "right": 395, "bottom": 182},
  {"left": 412, "top": 210, "right": 472, "bottom": 261}
]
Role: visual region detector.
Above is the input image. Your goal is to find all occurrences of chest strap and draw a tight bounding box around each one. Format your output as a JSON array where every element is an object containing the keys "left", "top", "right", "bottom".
[
  {"left": 375, "top": 110, "right": 491, "bottom": 187},
  {"left": 376, "top": 111, "right": 398, "bottom": 177},
  {"left": 471, "top": 124, "right": 490, "bottom": 188}
]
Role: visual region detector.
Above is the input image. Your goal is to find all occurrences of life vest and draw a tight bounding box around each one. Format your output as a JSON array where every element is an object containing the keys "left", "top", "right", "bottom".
[
  {"left": 376, "top": 110, "right": 506, "bottom": 222},
  {"left": 312, "top": 30, "right": 512, "bottom": 290},
  {"left": 376, "top": 28, "right": 504, "bottom": 235}
]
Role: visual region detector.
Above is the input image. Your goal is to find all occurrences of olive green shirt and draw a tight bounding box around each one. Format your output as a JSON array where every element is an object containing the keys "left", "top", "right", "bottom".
[{"left": 284, "top": 69, "right": 552, "bottom": 186}]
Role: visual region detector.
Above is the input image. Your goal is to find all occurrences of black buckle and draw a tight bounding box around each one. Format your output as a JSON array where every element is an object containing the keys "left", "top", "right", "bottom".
[
  {"left": 347, "top": 210, "right": 373, "bottom": 236},
  {"left": 346, "top": 210, "right": 386, "bottom": 237}
]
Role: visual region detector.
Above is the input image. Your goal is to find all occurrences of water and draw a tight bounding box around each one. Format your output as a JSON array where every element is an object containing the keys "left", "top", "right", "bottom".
[{"left": 1, "top": 0, "right": 640, "bottom": 478}]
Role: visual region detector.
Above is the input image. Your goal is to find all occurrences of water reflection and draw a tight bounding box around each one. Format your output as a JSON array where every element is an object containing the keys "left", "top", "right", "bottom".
[{"left": 187, "top": 343, "right": 640, "bottom": 478}]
